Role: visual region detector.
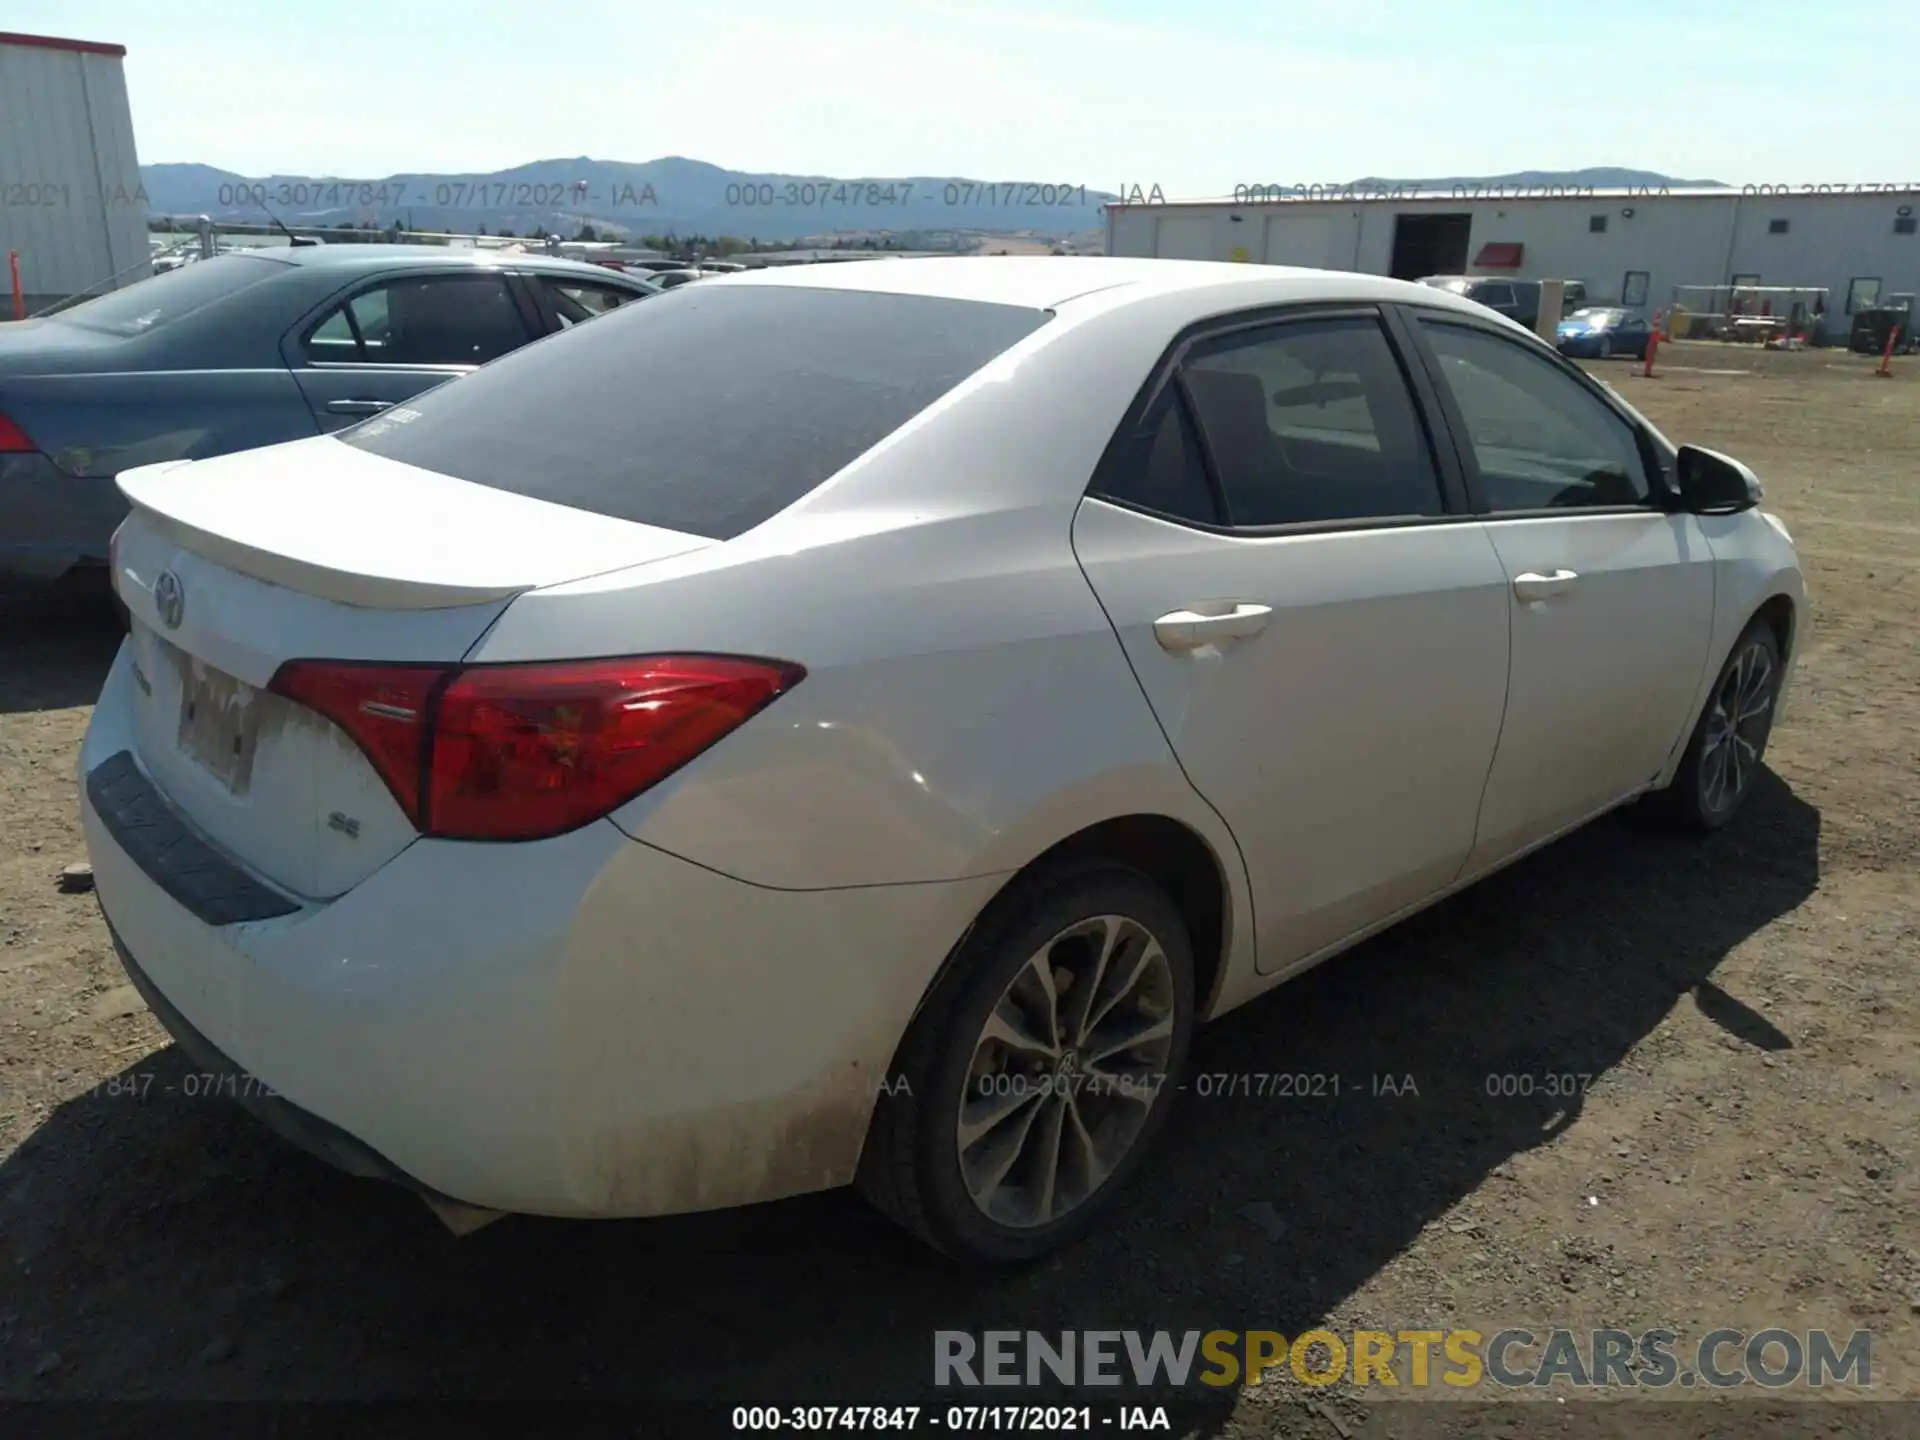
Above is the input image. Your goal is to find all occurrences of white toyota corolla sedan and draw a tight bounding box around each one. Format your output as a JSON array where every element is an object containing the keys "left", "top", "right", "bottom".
[{"left": 81, "top": 257, "right": 1803, "bottom": 1262}]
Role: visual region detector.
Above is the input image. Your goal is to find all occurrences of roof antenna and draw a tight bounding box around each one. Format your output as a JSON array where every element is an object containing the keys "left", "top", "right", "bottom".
[{"left": 255, "top": 194, "right": 317, "bottom": 246}]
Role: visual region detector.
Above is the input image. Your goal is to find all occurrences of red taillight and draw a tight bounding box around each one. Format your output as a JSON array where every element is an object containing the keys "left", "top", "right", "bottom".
[
  {"left": 269, "top": 654, "right": 803, "bottom": 842},
  {"left": 0, "top": 412, "right": 36, "bottom": 453},
  {"left": 270, "top": 662, "right": 447, "bottom": 825}
]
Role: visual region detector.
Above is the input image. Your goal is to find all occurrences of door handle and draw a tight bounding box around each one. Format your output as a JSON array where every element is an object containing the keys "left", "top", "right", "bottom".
[
  {"left": 1153, "top": 603, "right": 1273, "bottom": 652},
  {"left": 325, "top": 398, "right": 392, "bottom": 416},
  {"left": 1512, "top": 569, "right": 1579, "bottom": 603}
]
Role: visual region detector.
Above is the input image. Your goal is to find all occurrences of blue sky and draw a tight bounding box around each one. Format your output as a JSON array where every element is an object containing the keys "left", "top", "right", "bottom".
[{"left": 13, "top": 0, "right": 1919, "bottom": 190}]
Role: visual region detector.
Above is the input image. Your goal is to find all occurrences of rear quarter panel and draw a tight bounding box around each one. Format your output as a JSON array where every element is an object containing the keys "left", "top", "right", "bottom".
[
  {"left": 478, "top": 504, "right": 1260, "bottom": 1020},
  {"left": 9, "top": 369, "right": 319, "bottom": 478},
  {"left": 479, "top": 501, "right": 1244, "bottom": 894}
]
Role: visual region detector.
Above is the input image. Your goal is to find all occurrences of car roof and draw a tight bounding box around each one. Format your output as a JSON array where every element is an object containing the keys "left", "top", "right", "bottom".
[
  {"left": 718, "top": 255, "right": 1513, "bottom": 315},
  {"left": 267, "top": 245, "right": 630, "bottom": 281}
]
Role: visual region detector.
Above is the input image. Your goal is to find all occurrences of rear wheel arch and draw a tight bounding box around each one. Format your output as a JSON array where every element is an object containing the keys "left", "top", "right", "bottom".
[
  {"left": 913, "top": 813, "right": 1233, "bottom": 1033},
  {"left": 858, "top": 818, "right": 1227, "bottom": 1259}
]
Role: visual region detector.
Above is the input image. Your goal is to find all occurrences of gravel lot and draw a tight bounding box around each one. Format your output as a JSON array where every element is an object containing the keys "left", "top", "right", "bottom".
[{"left": 0, "top": 342, "right": 1914, "bottom": 1435}]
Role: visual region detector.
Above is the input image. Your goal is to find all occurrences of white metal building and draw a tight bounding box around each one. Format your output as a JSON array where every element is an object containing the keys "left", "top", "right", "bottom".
[
  {"left": 0, "top": 30, "right": 150, "bottom": 315},
  {"left": 1107, "top": 187, "right": 1920, "bottom": 341}
]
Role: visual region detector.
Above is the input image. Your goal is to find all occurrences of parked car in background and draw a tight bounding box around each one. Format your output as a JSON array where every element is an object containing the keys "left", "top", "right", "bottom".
[
  {"left": 1418, "top": 276, "right": 1587, "bottom": 329},
  {"left": 646, "top": 268, "right": 706, "bottom": 289},
  {"left": 0, "top": 246, "right": 656, "bottom": 585},
  {"left": 586, "top": 264, "right": 667, "bottom": 295},
  {"left": 1556, "top": 307, "right": 1653, "bottom": 360},
  {"left": 82, "top": 257, "right": 1802, "bottom": 1262}
]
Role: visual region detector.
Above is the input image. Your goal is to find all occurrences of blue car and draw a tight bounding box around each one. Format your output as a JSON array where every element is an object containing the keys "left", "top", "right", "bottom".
[
  {"left": 0, "top": 246, "right": 659, "bottom": 585},
  {"left": 1556, "top": 307, "right": 1652, "bottom": 361}
]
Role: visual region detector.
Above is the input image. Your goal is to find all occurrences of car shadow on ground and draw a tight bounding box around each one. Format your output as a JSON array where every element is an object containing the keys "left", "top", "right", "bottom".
[
  {"left": 0, "top": 576, "right": 123, "bottom": 715},
  {"left": 0, "top": 771, "right": 1819, "bottom": 1423}
]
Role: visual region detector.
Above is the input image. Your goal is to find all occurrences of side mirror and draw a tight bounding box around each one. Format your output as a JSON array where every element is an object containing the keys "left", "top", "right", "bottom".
[{"left": 1676, "top": 444, "right": 1763, "bottom": 514}]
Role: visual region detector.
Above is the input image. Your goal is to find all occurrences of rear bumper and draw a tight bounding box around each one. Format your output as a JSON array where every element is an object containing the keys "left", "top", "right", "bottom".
[
  {"left": 79, "top": 645, "right": 1000, "bottom": 1218},
  {"left": 107, "top": 921, "right": 459, "bottom": 1200},
  {"left": 0, "top": 452, "right": 126, "bottom": 583}
]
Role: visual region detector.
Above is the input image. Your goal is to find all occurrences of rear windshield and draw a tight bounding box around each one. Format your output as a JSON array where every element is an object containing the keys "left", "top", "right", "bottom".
[
  {"left": 340, "top": 285, "right": 1052, "bottom": 539},
  {"left": 52, "top": 254, "right": 289, "bottom": 336}
]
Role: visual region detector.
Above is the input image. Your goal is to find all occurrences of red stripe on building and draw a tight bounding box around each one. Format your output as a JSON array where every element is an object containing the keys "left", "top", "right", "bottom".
[{"left": 0, "top": 32, "right": 128, "bottom": 58}]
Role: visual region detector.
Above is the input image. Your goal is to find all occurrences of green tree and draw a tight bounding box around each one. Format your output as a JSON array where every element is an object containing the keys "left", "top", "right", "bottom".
[{"left": 577, "top": 222, "right": 599, "bottom": 241}]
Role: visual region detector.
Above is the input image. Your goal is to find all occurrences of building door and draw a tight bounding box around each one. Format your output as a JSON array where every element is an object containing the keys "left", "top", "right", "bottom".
[
  {"left": 1155, "top": 215, "right": 1216, "bottom": 260},
  {"left": 1389, "top": 213, "right": 1472, "bottom": 280},
  {"left": 1262, "top": 211, "right": 1352, "bottom": 269}
]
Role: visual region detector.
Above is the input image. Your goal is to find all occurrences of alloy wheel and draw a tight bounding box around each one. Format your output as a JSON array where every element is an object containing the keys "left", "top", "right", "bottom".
[
  {"left": 956, "top": 914, "right": 1176, "bottom": 1228},
  {"left": 1699, "top": 640, "right": 1775, "bottom": 814}
]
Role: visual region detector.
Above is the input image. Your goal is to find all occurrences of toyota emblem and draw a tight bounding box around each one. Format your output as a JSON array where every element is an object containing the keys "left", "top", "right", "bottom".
[{"left": 153, "top": 570, "right": 185, "bottom": 630}]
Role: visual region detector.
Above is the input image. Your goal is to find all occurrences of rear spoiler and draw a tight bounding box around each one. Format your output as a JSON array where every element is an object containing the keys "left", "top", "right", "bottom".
[
  {"left": 113, "top": 444, "right": 713, "bottom": 611},
  {"left": 116, "top": 460, "right": 528, "bottom": 609}
]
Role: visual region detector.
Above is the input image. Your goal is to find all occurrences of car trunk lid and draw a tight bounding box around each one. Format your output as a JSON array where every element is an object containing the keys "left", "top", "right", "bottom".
[{"left": 109, "top": 436, "right": 716, "bottom": 899}]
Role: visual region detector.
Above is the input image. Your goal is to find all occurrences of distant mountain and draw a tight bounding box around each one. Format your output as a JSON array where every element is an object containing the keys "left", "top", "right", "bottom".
[
  {"left": 1348, "top": 167, "right": 1725, "bottom": 191},
  {"left": 140, "top": 157, "right": 1118, "bottom": 241},
  {"left": 139, "top": 160, "right": 1730, "bottom": 241}
]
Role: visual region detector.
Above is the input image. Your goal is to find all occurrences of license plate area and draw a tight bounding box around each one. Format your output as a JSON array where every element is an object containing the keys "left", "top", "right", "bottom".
[{"left": 176, "top": 656, "right": 263, "bottom": 796}]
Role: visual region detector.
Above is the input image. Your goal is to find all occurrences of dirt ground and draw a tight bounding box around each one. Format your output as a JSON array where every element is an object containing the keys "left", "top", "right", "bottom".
[{"left": 0, "top": 342, "right": 1915, "bottom": 1435}]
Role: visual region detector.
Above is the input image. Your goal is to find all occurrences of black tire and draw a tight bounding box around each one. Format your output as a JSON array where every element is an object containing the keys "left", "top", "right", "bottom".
[
  {"left": 856, "top": 861, "right": 1196, "bottom": 1264},
  {"left": 1599, "top": 335, "right": 1613, "bottom": 360},
  {"left": 1649, "top": 621, "right": 1782, "bottom": 831}
]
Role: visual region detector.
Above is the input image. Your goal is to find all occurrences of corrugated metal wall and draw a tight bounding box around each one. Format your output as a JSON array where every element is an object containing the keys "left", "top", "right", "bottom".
[
  {"left": 0, "top": 36, "right": 151, "bottom": 309},
  {"left": 1107, "top": 191, "right": 1920, "bottom": 327}
]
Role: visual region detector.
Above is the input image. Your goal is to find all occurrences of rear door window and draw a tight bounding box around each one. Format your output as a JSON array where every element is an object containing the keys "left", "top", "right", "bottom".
[
  {"left": 1176, "top": 315, "right": 1444, "bottom": 526},
  {"left": 339, "top": 285, "right": 1052, "bottom": 539},
  {"left": 1093, "top": 387, "right": 1222, "bottom": 525},
  {"left": 303, "top": 274, "right": 531, "bottom": 366},
  {"left": 535, "top": 276, "right": 643, "bottom": 329}
]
